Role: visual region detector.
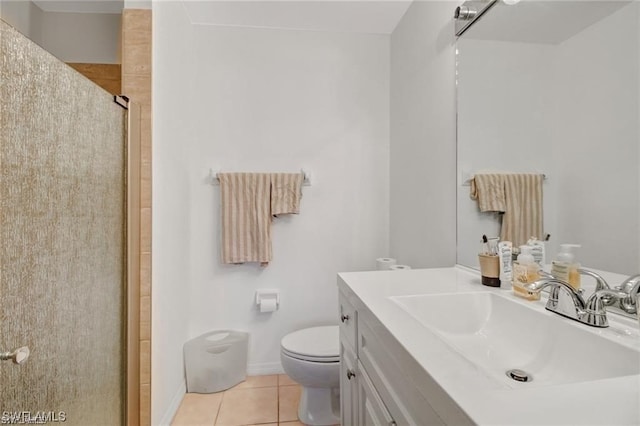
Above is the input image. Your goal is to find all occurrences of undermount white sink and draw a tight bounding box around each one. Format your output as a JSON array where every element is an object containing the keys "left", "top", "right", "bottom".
[{"left": 390, "top": 292, "right": 640, "bottom": 388}]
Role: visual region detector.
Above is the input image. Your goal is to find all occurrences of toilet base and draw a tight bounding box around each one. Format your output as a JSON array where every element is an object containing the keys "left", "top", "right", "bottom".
[{"left": 298, "top": 386, "right": 340, "bottom": 426}]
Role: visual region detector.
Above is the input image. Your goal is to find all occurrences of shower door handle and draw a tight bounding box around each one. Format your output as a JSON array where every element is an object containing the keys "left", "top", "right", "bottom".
[{"left": 1, "top": 346, "right": 30, "bottom": 365}]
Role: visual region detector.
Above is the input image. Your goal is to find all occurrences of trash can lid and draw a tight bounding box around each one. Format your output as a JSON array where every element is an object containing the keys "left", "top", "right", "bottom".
[
  {"left": 206, "top": 332, "right": 230, "bottom": 342},
  {"left": 185, "top": 330, "right": 248, "bottom": 349}
]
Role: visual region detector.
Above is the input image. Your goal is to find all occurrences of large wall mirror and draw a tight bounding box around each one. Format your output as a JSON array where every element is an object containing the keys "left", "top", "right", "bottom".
[{"left": 456, "top": 0, "right": 639, "bottom": 275}]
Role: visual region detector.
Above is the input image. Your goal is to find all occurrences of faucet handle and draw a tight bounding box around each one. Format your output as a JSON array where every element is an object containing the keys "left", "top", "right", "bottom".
[
  {"left": 585, "top": 289, "right": 627, "bottom": 311},
  {"left": 584, "top": 290, "right": 628, "bottom": 328},
  {"left": 577, "top": 268, "right": 610, "bottom": 292},
  {"left": 618, "top": 274, "right": 640, "bottom": 294}
]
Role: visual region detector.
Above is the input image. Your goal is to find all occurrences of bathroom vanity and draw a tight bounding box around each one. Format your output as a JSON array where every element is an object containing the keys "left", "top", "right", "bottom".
[{"left": 338, "top": 267, "right": 640, "bottom": 425}]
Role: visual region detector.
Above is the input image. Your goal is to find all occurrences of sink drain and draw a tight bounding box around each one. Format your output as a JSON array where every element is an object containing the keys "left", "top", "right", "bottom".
[{"left": 506, "top": 369, "right": 532, "bottom": 382}]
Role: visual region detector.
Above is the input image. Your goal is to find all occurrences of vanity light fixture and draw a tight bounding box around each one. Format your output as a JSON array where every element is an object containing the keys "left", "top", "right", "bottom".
[
  {"left": 454, "top": 0, "right": 498, "bottom": 37},
  {"left": 454, "top": 4, "right": 479, "bottom": 20}
]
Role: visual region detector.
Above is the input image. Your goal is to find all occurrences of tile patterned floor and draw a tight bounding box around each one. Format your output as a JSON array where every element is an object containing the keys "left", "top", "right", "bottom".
[{"left": 172, "top": 374, "right": 306, "bottom": 426}]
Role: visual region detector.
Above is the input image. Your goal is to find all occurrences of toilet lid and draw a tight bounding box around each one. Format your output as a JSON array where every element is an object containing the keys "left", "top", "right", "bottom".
[{"left": 281, "top": 326, "right": 339, "bottom": 361}]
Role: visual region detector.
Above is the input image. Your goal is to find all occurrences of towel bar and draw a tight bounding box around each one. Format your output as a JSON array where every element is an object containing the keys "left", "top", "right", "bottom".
[
  {"left": 209, "top": 169, "right": 311, "bottom": 186},
  {"left": 461, "top": 171, "right": 547, "bottom": 186}
]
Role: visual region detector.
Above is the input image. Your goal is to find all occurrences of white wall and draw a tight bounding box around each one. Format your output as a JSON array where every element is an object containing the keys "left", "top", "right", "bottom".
[
  {"left": 40, "top": 11, "right": 121, "bottom": 63},
  {"left": 389, "top": 1, "right": 457, "bottom": 268},
  {"left": 0, "top": 0, "right": 43, "bottom": 44},
  {"left": 154, "top": 2, "right": 389, "bottom": 423},
  {"left": 152, "top": 2, "right": 194, "bottom": 423},
  {"left": 0, "top": 0, "right": 120, "bottom": 64}
]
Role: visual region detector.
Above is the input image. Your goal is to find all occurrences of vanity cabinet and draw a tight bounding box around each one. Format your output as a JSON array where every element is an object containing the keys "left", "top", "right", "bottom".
[
  {"left": 339, "top": 292, "right": 359, "bottom": 425},
  {"left": 339, "top": 287, "right": 472, "bottom": 426},
  {"left": 338, "top": 267, "right": 640, "bottom": 425}
]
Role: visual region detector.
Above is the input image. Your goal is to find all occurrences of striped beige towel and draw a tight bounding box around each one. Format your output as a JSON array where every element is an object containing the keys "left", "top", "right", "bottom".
[
  {"left": 271, "top": 172, "right": 304, "bottom": 216},
  {"left": 219, "top": 173, "right": 272, "bottom": 264},
  {"left": 470, "top": 174, "right": 507, "bottom": 212},
  {"left": 501, "top": 174, "right": 544, "bottom": 247}
]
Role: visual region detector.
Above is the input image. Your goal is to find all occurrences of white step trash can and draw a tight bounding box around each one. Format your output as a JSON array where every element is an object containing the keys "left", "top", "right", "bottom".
[{"left": 184, "top": 330, "right": 249, "bottom": 393}]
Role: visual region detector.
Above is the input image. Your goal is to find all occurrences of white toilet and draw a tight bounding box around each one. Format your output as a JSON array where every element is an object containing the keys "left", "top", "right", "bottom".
[{"left": 280, "top": 325, "right": 340, "bottom": 425}]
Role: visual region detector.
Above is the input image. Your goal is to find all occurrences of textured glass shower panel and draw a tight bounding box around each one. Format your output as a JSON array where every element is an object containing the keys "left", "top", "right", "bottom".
[{"left": 0, "top": 21, "right": 125, "bottom": 425}]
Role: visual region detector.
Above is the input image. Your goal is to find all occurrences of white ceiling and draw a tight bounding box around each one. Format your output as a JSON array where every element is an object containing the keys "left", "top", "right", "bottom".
[{"left": 180, "top": 0, "right": 414, "bottom": 34}]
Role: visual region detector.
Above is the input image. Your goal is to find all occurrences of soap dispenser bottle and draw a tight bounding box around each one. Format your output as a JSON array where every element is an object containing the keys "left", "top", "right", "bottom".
[
  {"left": 512, "top": 245, "right": 541, "bottom": 300},
  {"left": 551, "top": 244, "right": 581, "bottom": 290}
]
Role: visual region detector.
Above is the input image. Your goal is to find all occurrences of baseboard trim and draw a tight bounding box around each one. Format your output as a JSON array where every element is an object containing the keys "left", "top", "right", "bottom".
[
  {"left": 158, "top": 381, "right": 186, "bottom": 426},
  {"left": 247, "top": 361, "right": 284, "bottom": 376}
]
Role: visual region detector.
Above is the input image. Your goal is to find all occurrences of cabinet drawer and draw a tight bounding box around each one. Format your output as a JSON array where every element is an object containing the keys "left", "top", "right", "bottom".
[{"left": 339, "top": 292, "right": 358, "bottom": 352}]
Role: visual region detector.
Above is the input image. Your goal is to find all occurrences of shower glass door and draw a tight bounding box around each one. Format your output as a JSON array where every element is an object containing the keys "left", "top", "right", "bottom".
[{"left": 0, "top": 20, "right": 126, "bottom": 425}]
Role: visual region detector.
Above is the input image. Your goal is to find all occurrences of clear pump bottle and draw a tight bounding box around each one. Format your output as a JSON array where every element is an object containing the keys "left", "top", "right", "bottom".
[
  {"left": 551, "top": 244, "right": 581, "bottom": 290},
  {"left": 512, "top": 245, "right": 541, "bottom": 300}
]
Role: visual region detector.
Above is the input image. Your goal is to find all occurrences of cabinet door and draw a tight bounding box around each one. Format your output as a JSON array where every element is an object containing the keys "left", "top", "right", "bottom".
[
  {"left": 339, "top": 292, "right": 358, "bottom": 351},
  {"left": 340, "top": 339, "right": 358, "bottom": 426},
  {"left": 357, "top": 362, "right": 395, "bottom": 426}
]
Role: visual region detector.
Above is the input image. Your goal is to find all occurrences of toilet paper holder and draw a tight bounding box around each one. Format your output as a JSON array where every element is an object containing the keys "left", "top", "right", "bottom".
[{"left": 255, "top": 290, "right": 280, "bottom": 309}]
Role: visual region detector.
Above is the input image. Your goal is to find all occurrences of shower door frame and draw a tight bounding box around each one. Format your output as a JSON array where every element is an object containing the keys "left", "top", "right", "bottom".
[{"left": 126, "top": 102, "right": 142, "bottom": 426}]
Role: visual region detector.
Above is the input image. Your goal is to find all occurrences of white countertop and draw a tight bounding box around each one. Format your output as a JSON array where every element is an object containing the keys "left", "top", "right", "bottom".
[{"left": 337, "top": 266, "right": 640, "bottom": 425}]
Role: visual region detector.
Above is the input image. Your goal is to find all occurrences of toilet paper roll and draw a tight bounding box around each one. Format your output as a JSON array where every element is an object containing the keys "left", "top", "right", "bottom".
[
  {"left": 389, "top": 265, "right": 411, "bottom": 271},
  {"left": 259, "top": 298, "right": 278, "bottom": 313},
  {"left": 376, "top": 258, "right": 397, "bottom": 270}
]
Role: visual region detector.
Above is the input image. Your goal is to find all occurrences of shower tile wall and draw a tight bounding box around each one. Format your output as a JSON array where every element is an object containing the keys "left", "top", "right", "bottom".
[
  {"left": 0, "top": 20, "right": 126, "bottom": 425},
  {"left": 122, "top": 8, "right": 153, "bottom": 426}
]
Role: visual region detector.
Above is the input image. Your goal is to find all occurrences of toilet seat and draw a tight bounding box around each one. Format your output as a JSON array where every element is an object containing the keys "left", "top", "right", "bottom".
[
  {"left": 281, "top": 348, "right": 339, "bottom": 363},
  {"left": 281, "top": 326, "right": 339, "bottom": 363}
]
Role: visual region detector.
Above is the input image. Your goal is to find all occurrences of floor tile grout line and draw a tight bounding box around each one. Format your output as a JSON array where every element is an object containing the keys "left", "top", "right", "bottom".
[
  {"left": 173, "top": 376, "right": 297, "bottom": 426},
  {"left": 213, "top": 390, "right": 226, "bottom": 426}
]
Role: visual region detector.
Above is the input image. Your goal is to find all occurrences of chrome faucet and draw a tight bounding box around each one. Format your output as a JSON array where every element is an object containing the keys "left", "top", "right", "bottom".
[
  {"left": 584, "top": 273, "right": 640, "bottom": 320},
  {"left": 577, "top": 268, "right": 620, "bottom": 307},
  {"left": 525, "top": 278, "right": 627, "bottom": 328},
  {"left": 615, "top": 274, "right": 640, "bottom": 315},
  {"left": 577, "top": 268, "right": 610, "bottom": 292},
  {"left": 537, "top": 268, "right": 608, "bottom": 297}
]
